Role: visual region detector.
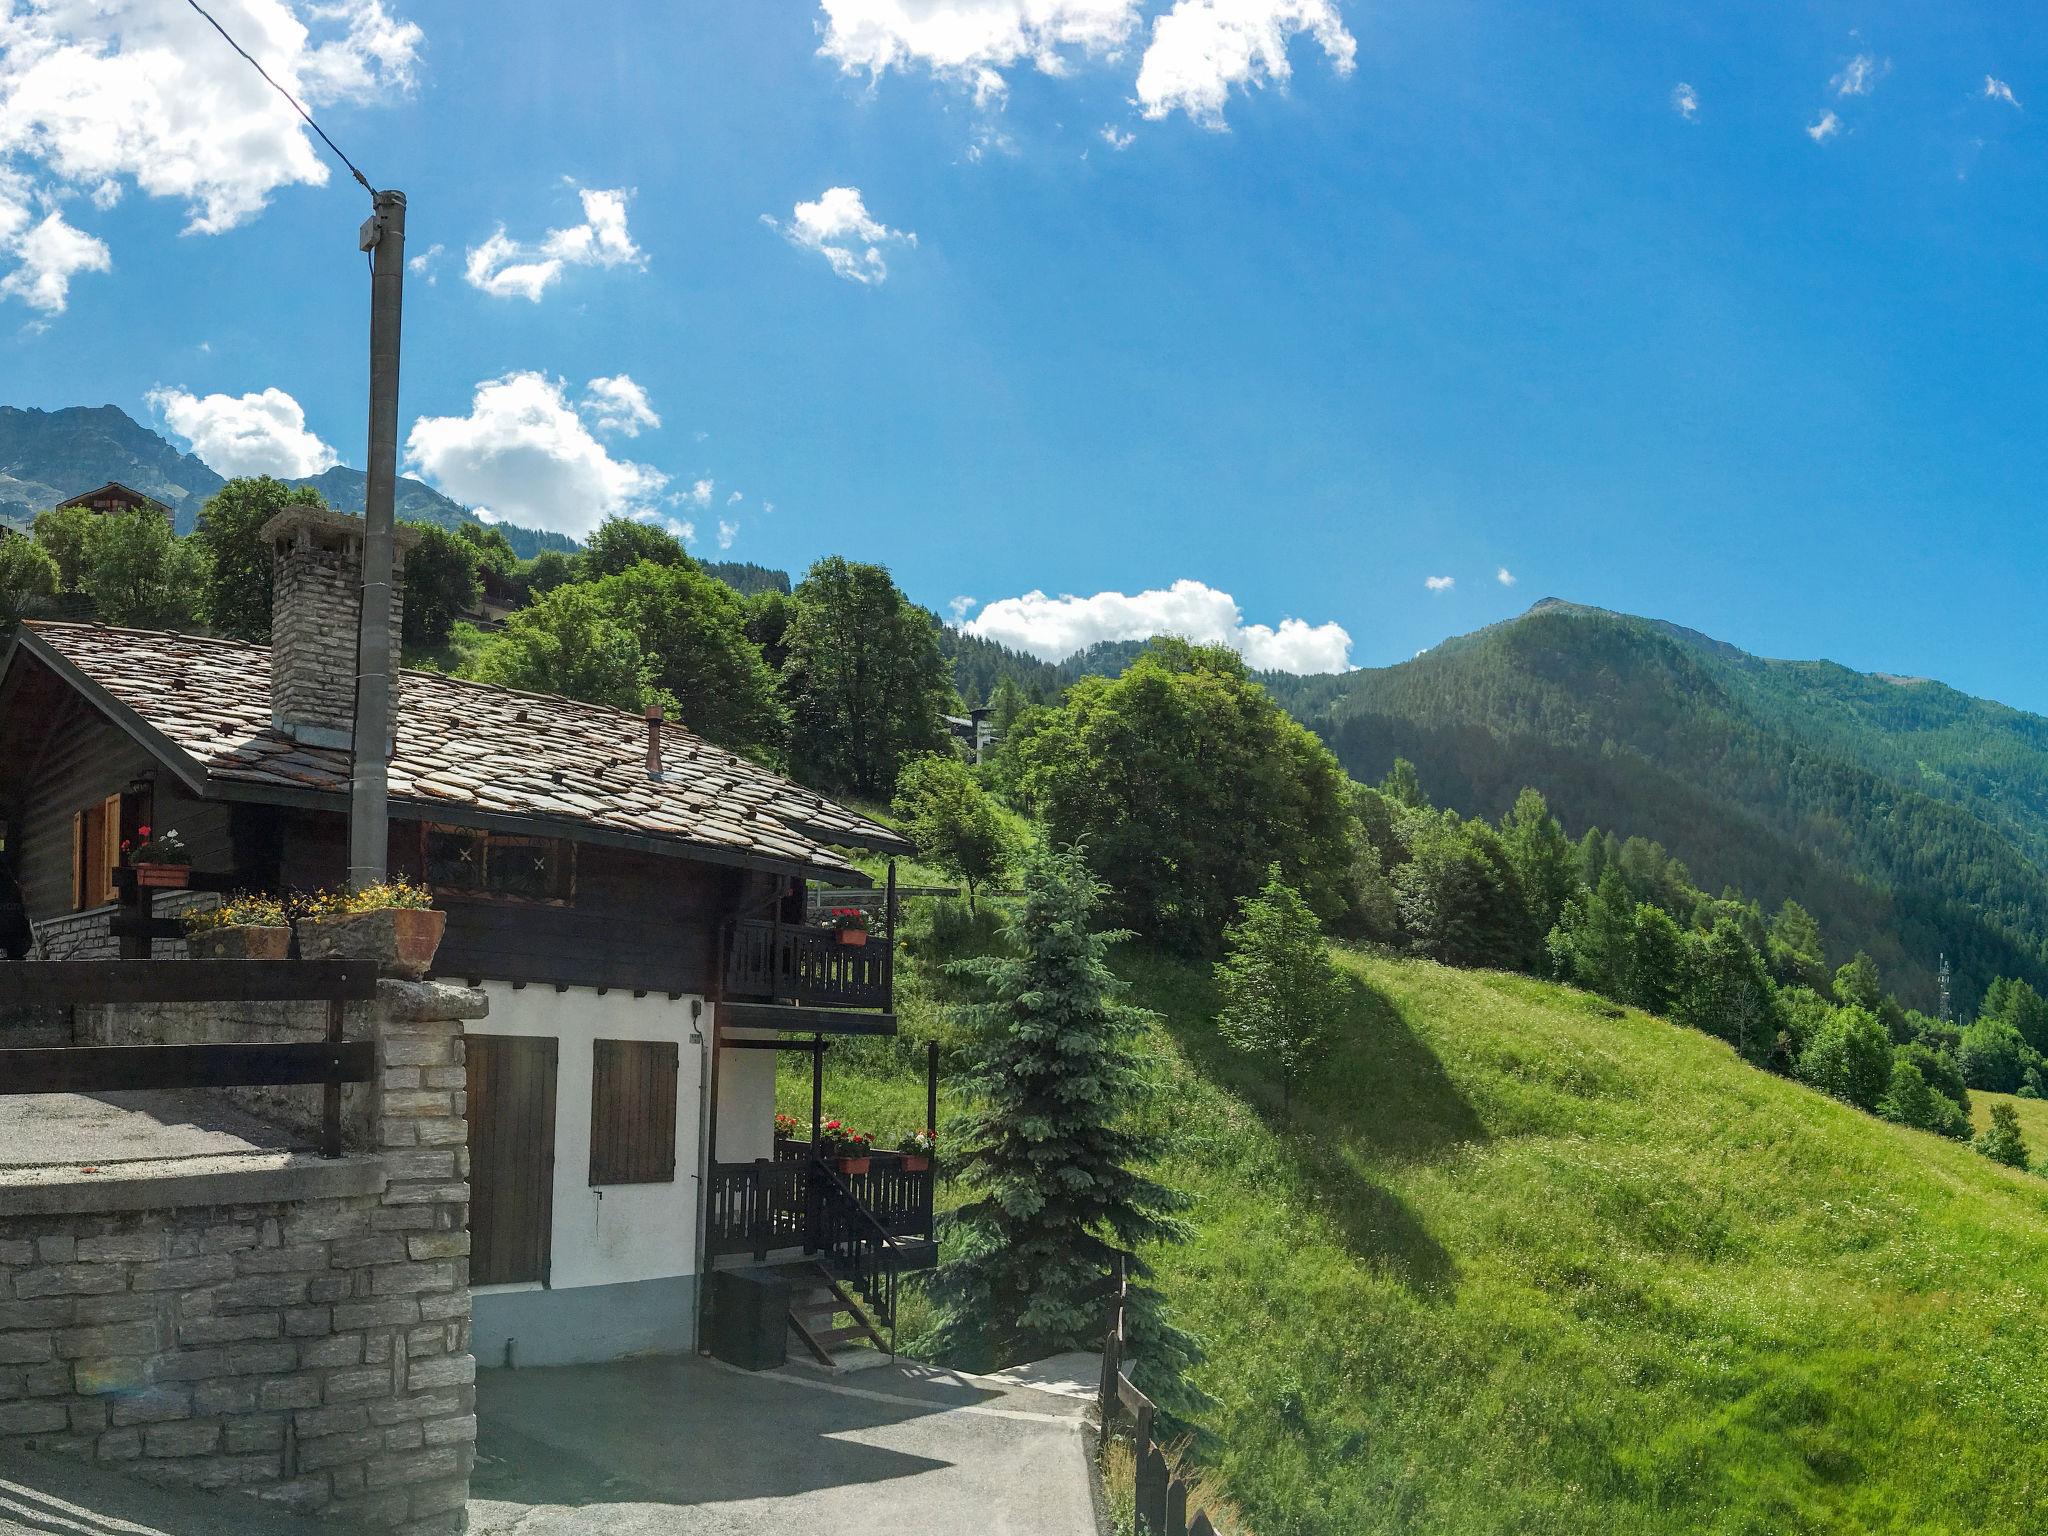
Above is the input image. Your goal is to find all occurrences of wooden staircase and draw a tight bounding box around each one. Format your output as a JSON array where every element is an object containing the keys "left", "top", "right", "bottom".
[{"left": 780, "top": 1261, "right": 892, "bottom": 1374}]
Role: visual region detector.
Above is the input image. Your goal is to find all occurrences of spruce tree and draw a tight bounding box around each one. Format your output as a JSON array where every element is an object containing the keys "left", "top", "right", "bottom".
[
  {"left": 934, "top": 842, "right": 1201, "bottom": 1411},
  {"left": 1974, "top": 1102, "right": 2031, "bottom": 1170},
  {"left": 1216, "top": 864, "right": 1344, "bottom": 1108}
]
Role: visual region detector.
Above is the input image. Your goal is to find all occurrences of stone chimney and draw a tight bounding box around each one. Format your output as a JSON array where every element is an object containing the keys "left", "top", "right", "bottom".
[{"left": 262, "top": 505, "right": 420, "bottom": 749}]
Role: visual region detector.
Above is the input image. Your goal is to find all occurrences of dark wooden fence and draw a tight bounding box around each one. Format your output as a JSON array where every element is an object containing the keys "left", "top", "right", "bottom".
[
  {"left": 0, "top": 959, "right": 382, "bottom": 1157},
  {"left": 724, "top": 919, "right": 893, "bottom": 1010},
  {"left": 1099, "top": 1256, "right": 1230, "bottom": 1536}
]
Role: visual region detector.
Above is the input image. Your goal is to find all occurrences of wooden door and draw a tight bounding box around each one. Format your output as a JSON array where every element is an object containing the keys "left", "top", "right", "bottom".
[{"left": 467, "top": 1034, "right": 558, "bottom": 1286}]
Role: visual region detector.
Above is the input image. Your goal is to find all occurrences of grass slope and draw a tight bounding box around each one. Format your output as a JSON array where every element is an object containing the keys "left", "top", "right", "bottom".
[{"left": 802, "top": 920, "right": 2048, "bottom": 1535}]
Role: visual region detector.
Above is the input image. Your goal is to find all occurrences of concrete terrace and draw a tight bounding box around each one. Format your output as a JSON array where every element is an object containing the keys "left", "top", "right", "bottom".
[{"left": 470, "top": 1354, "right": 1101, "bottom": 1536}]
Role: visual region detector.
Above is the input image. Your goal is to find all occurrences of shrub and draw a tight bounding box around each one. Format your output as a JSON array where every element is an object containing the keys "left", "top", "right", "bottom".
[
  {"left": 182, "top": 894, "right": 288, "bottom": 934},
  {"left": 1796, "top": 1006, "right": 1893, "bottom": 1112},
  {"left": 1216, "top": 864, "right": 1343, "bottom": 1109},
  {"left": 1974, "top": 1103, "right": 2030, "bottom": 1170},
  {"left": 300, "top": 880, "right": 434, "bottom": 917}
]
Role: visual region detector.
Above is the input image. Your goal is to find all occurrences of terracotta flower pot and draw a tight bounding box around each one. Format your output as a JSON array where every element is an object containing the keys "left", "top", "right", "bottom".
[
  {"left": 134, "top": 863, "right": 191, "bottom": 890},
  {"left": 835, "top": 1156, "right": 871, "bottom": 1176},
  {"left": 837, "top": 928, "right": 869, "bottom": 948},
  {"left": 297, "top": 907, "right": 447, "bottom": 978},
  {"left": 187, "top": 925, "right": 292, "bottom": 961},
  {"left": 898, "top": 1154, "right": 929, "bottom": 1173}
]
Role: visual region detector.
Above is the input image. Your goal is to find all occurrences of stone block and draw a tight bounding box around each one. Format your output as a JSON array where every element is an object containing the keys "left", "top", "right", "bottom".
[
  {"left": 66, "top": 1399, "right": 107, "bottom": 1434},
  {"left": 307, "top": 1274, "right": 353, "bottom": 1304},
  {"left": 107, "top": 1387, "right": 191, "bottom": 1426},
  {"left": 95, "top": 1428, "right": 142, "bottom": 1460},
  {"left": 374, "top": 1262, "right": 456, "bottom": 1296},
  {"left": 411, "top": 1118, "right": 469, "bottom": 1147},
  {"left": 75, "top": 1234, "right": 164, "bottom": 1263},
  {"left": 381, "top": 1035, "right": 453, "bottom": 1067},
  {"left": 143, "top": 1421, "right": 221, "bottom": 1458},
  {"left": 148, "top": 1349, "right": 231, "bottom": 1384},
  {"left": 406, "top": 1355, "right": 474, "bottom": 1391},
  {"left": 177, "top": 1313, "right": 280, "bottom": 1345},
  {"left": 297, "top": 1425, "right": 386, "bottom": 1471},
  {"left": 234, "top": 1244, "right": 331, "bottom": 1276},
  {"left": 54, "top": 1321, "right": 159, "bottom": 1361},
  {"left": 332, "top": 1235, "right": 409, "bottom": 1268},
  {"left": 72, "top": 1293, "right": 159, "bottom": 1324},
  {"left": 0, "top": 1409, "right": 68, "bottom": 1441},
  {"left": 379, "top": 1091, "right": 451, "bottom": 1118},
  {"left": 226, "top": 1341, "right": 297, "bottom": 1376},
  {"left": 74, "top": 1356, "right": 152, "bottom": 1395},
  {"left": 299, "top": 1333, "right": 364, "bottom": 1370},
  {"left": 367, "top": 1445, "right": 464, "bottom": 1489},
  {"left": 211, "top": 1275, "right": 310, "bottom": 1311},
  {"left": 422, "top": 1413, "right": 477, "bottom": 1448},
  {"left": 35, "top": 1235, "right": 74, "bottom": 1263},
  {"left": 283, "top": 1207, "right": 371, "bottom": 1244},
  {"left": 420, "top": 1067, "right": 468, "bottom": 1091},
  {"left": 382, "top": 1420, "right": 424, "bottom": 1451},
  {"left": 370, "top": 1207, "right": 435, "bottom": 1232},
  {"left": 22, "top": 1362, "right": 71, "bottom": 1396},
  {"left": 201, "top": 1223, "right": 261, "bottom": 1253},
  {"left": 333, "top": 1297, "right": 419, "bottom": 1331},
  {"left": 224, "top": 1416, "right": 286, "bottom": 1455},
  {"left": 193, "top": 1378, "right": 259, "bottom": 1416},
  {"left": 296, "top": 1402, "right": 370, "bottom": 1439},
  {"left": 384, "top": 1150, "right": 458, "bottom": 1182},
  {"left": 326, "top": 1363, "right": 394, "bottom": 1401},
  {"left": 0, "top": 1333, "right": 53, "bottom": 1365},
  {"left": 13, "top": 1266, "right": 125, "bottom": 1299},
  {"left": 131, "top": 1256, "right": 237, "bottom": 1292},
  {"left": 0, "top": 1241, "right": 35, "bottom": 1266},
  {"left": 257, "top": 1374, "right": 324, "bottom": 1412},
  {"left": 381, "top": 1067, "right": 422, "bottom": 1091},
  {"left": 415, "top": 1292, "right": 468, "bottom": 1323},
  {"left": 252, "top": 1473, "right": 334, "bottom": 1511},
  {"left": 0, "top": 1299, "right": 75, "bottom": 1329}
]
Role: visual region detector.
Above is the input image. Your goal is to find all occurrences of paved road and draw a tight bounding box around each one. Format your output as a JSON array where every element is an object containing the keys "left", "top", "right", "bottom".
[
  {"left": 0, "top": 1450, "right": 326, "bottom": 1536},
  {"left": 470, "top": 1354, "right": 1101, "bottom": 1536}
]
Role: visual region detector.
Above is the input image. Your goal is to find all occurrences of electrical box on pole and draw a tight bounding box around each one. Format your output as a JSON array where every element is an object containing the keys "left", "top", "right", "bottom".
[{"left": 350, "top": 188, "right": 405, "bottom": 889}]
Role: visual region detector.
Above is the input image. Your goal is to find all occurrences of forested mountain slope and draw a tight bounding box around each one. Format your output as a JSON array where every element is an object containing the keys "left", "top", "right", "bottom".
[{"left": 1266, "top": 601, "right": 2048, "bottom": 1011}]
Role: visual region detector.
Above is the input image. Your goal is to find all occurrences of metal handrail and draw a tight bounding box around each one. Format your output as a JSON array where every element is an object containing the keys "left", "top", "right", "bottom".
[{"left": 808, "top": 1155, "right": 903, "bottom": 1348}]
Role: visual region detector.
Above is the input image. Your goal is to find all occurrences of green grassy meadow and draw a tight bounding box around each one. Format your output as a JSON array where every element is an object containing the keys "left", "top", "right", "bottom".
[
  {"left": 1971, "top": 1089, "right": 2048, "bottom": 1156},
  {"left": 785, "top": 906, "right": 2048, "bottom": 1534}
]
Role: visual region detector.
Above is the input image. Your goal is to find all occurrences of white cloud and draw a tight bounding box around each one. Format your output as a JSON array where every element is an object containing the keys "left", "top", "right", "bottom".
[
  {"left": 965, "top": 579, "right": 1351, "bottom": 673},
  {"left": 0, "top": 202, "right": 110, "bottom": 313},
  {"left": 764, "top": 186, "right": 915, "bottom": 285},
  {"left": 948, "top": 595, "right": 977, "bottom": 623},
  {"left": 582, "top": 375, "right": 660, "bottom": 437},
  {"left": 464, "top": 187, "right": 644, "bottom": 302},
  {"left": 1986, "top": 76, "right": 2022, "bottom": 110},
  {"left": 1496, "top": 567, "right": 1515, "bottom": 587},
  {"left": 147, "top": 385, "right": 340, "bottom": 478},
  {"left": 726, "top": 489, "right": 743, "bottom": 506},
  {"left": 1832, "top": 54, "right": 1887, "bottom": 98},
  {"left": 662, "top": 516, "right": 696, "bottom": 544},
  {"left": 717, "top": 519, "right": 738, "bottom": 550},
  {"left": 1807, "top": 110, "right": 1841, "bottom": 143},
  {"left": 761, "top": 500, "right": 776, "bottom": 516},
  {"left": 0, "top": 1, "right": 419, "bottom": 311},
  {"left": 406, "top": 242, "right": 444, "bottom": 283},
  {"left": 686, "top": 478, "right": 714, "bottom": 508},
  {"left": 1135, "top": 0, "right": 1356, "bottom": 127},
  {"left": 1671, "top": 82, "right": 1698, "bottom": 120},
  {"left": 1101, "top": 124, "right": 1136, "bottom": 149},
  {"left": 404, "top": 371, "right": 667, "bottom": 539},
  {"left": 1424, "top": 575, "right": 1455, "bottom": 592},
  {"left": 816, "top": 1, "right": 1141, "bottom": 91}
]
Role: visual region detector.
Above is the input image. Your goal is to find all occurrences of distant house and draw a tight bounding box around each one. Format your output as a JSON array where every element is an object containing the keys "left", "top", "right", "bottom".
[
  {"left": 53, "top": 480, "right": 173, "bottom": 524},
  {"left": 942, "top": 706, "right": 993, "bottom": 763},
  {"left": 0, "top": 504, "right": 931, "bottom": 1368}
]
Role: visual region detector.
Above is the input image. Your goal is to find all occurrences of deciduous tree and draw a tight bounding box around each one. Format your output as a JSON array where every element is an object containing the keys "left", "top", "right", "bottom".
[
  {"left": 892, "top": 753, "right": 1011, "bottom": 911},
  {"left": 192, "top": 476, "right": 326, "bottom": 640}
]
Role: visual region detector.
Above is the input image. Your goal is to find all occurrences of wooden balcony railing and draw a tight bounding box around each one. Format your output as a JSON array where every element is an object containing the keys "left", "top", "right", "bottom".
[
  {"left": 705, "top": 1148, "right": 935, "bottom": 1261},
  {"left": 724, "top": 919, "right": 892, "bottom": 1011}
]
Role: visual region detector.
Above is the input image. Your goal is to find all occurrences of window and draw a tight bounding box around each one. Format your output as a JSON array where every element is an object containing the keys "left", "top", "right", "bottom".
[
  {"left": 418, "top": 824, "right": 574, "bottom": 903},
  {"left": 588, "top": 1039, "right": 679, "bottom": 1185},
  {"left": 70, "top": 788, "right": 150, "bottom": 911}
]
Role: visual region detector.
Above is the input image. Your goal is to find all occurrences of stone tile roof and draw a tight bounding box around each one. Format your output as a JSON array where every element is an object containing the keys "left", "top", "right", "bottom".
[{"left": 22, "top": 622, "right": 910, "bottom": 881}]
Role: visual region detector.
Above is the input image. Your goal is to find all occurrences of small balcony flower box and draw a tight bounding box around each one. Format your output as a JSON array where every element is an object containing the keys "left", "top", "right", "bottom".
[
  {"left": 296, "top": 882, "right": 445, "bottom": 978},
  {"left": 126, "top": 826, "right": 192, "bottom": 888},
  {"left": 824, "top": 907, "right": 870, "bottom": 947},
  {"left": 183, "top": 894, "right": 292, "bottom": 961}
]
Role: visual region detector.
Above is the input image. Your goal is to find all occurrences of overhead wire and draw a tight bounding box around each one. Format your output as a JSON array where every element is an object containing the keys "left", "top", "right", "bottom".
[{"left": 182, "top": 0, "right": 378, "bottom": 197}]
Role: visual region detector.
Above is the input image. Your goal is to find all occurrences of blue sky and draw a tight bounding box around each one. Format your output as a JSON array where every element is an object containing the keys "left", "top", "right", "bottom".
[{"left": 5, "top": 2, "right": 2047, "bottom": 708}]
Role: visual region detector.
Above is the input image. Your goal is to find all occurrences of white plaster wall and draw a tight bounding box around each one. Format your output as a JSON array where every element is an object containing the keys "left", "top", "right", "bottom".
[
  {"left": 715, "top": 1030, "right": 778, "bottom": 1164},
  {"left": 468, "top": 983, "right": 707, "bottom": 1292}
]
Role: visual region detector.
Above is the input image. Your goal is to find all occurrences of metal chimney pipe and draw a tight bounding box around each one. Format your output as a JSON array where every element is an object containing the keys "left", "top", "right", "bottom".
[{"left": 646, "top": 705, "right": 663, "bottom": 780}]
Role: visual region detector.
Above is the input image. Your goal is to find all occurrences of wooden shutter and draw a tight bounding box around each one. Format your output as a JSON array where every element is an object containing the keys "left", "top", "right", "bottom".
[
  {"left": 97, "top": 795, "right": 120, "bottom": 906},
  {"left": 466, "top": 1034, "right": 559, "bottom": 1286},
  {"left": 588, "top": 1038, "right": 680, "bottom": 1186}
]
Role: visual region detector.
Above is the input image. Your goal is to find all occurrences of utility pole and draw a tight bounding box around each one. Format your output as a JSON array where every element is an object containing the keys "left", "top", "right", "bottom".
[{"left": 349, "top": 188, "right": 405, "bottom": 889}]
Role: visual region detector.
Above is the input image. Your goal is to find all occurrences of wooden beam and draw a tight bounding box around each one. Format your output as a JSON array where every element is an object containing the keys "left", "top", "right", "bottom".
[
  {"left": 721, "top": 1002, "right": 897, "bottom": 1037},
  {"left": 0, "top": 1040, "right": 374, "bottom": 1094},
  {"left": 0, "top": 960, "right": 383, "bottom": 1008}
]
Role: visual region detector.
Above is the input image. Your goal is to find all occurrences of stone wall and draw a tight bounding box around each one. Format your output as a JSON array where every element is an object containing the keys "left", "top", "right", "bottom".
[
  {"left": 31, "top": 891, "right": 217, "bottom": 962},
  {"left": 0, "top": 978, "right": 480, "bottom": 1533},
  {"left": 265, "top": 506, "right": 412, "bottom": 750}
]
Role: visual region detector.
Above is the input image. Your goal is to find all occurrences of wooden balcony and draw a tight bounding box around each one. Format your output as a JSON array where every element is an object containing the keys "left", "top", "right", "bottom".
[
  {"left": 724, "top": 918, "right": 892, "bottom": 1013},
  {"left": 705, "top": 1147, "right": 936, "bottom": 1264}
]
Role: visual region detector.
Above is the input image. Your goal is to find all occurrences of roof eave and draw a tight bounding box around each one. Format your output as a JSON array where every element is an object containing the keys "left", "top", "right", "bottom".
[{"left": 7, "top": 628, "right": 214, "bottom": 799}]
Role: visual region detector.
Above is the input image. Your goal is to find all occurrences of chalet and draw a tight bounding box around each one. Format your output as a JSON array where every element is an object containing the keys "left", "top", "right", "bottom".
[
  {"left": 53, "top": 480, "right": 174, "bottom": 524},
  {"left": 0, "top": 504, "right": 932, "bottom": 1369}
]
